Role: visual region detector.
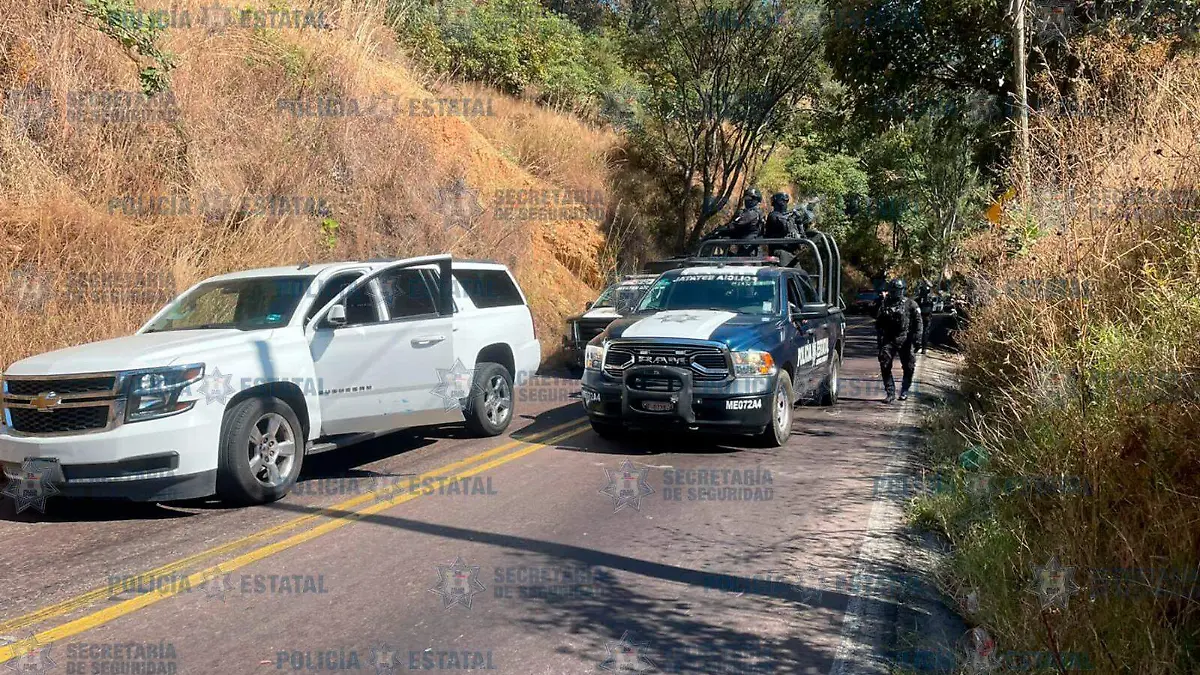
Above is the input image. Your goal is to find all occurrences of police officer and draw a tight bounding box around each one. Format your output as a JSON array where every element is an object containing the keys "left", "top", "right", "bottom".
[
  {"left": 764, "top": 192, "right": 799, "bottom": 238},
  {"left": 916, "top": 279, "right": 934, "bottom": 354},
  {"left": 874, "top": 278, "right": 922, "bottom": 403},
  {"left": 702, "top": 187, "right": 765, "bottom": 255}
]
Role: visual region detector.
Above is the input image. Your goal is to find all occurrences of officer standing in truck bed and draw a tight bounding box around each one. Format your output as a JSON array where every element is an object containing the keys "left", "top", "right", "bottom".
[{"left": 874, "top": 278, "right": 922, "bottom": 403}]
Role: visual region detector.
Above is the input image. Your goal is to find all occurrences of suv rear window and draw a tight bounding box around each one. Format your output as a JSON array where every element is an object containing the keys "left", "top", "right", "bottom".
[{"left": 453, "top": 269, "right": 524, "bottom": 308}]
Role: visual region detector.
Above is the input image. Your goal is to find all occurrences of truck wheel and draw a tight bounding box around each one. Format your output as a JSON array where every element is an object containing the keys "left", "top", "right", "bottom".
[
  {"left": 463, "top": 362, "right": 513, "bottom": 437},
  {"left": 589, "top": 420, "right": 626, "bottom": 440},
  {"left": 818, "top": 351, "right": 841, "bottom": 406},
  {"left": 756, "top": 371, "right": 794, "bottom": 448},
  {"left": 216, "top": 396, "right": 304, "bottom": 505}
]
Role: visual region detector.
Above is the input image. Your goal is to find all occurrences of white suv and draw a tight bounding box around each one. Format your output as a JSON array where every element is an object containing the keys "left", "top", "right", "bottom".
[{"left": 0, "top": 255, "right": 540, "bottom": 505}]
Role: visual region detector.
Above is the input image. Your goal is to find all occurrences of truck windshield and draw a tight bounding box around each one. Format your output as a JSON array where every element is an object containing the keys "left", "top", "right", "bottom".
[
  {"left": 636, "top": 272, "right": 778, "bottom": 316},
  {"left": 144, "top": 276, "right": 315, "bottom": 332},
  {"left": 593, "top": 282, "right": 652, "bottom": 309}
]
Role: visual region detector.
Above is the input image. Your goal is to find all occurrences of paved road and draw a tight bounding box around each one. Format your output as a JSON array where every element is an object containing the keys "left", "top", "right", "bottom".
[{"left": 0, "top": 317, "right": 944, "bottom": 674}]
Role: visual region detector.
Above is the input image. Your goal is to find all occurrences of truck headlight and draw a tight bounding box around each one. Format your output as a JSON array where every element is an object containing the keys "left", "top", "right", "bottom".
[
  {"left": 584, "top": 344, "right": 606, "bottom": 371},
  {"left": 731, "top": 350, "right": 776, "bottom": 377},
  {"left": 123, "top": 363, "right": 205, "bottom": 422}
]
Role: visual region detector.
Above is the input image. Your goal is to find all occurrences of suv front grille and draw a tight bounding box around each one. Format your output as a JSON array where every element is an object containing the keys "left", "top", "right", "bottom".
[
  {"left": 7, "top": 405, "right": 112, "bottom": 434},
  {"left": 2, "top": 371, "right": 122, "bottom": 436},
  {"left": 604, "top": 342, "right": 730, "bottom": 381},
  {"left": 4, "top": 376, "right": 117, "bottom": 397}
]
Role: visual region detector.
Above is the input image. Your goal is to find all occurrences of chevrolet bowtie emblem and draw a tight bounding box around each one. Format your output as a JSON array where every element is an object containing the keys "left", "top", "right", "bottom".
[{"left": 31, "top": 391, "right": 61, "bottom": 412}]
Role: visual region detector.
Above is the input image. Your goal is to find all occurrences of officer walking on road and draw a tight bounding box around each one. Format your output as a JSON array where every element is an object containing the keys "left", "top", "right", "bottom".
[
  {"left": 916, "top": 279, "right": 934, "bottom": 354},
  {"left": 874, "top": 278, "right": 922, "bottom": 403}
]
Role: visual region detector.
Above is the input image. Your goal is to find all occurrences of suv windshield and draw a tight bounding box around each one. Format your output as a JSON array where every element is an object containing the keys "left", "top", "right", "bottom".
[
  {"left": 593, "top": 281, "right": 652, "bottom": 309},
  {"left": 145, "top": 276, "right": 315, "bottom": 332},
  {"left": 636, "top": 271, "right": 778, "bottom": 316}
]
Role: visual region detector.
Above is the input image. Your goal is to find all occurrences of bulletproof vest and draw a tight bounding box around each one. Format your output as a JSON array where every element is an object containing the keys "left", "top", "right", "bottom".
[
  {"left": 764, "top": 210, "right": 794, "bottom": 238},
  {"left": 918, "top": 293, "right": 934, "bottom": 313},
  {"left": 877, "top": 297, "right": 911, "bottom": 340}
]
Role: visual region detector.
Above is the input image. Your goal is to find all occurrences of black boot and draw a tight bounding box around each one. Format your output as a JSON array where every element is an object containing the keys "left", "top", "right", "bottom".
[{"left": 884, "top": 392, "right": 896, "bottom": 404}]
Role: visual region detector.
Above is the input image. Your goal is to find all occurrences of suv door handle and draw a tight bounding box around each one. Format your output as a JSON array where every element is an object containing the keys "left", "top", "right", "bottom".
[{"left": 412, "top": 335, "right": 447, "bottom": 347}]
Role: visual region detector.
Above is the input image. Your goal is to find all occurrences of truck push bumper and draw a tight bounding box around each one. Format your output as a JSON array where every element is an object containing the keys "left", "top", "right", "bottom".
[{"left": 581, "top": 367, "right": 774, "bottom": 432}]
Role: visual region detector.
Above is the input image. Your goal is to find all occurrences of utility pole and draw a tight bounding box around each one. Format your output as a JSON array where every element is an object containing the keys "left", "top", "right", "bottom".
[{"left": 1013, "top": 0, "right": 1031, "bottom": 207}]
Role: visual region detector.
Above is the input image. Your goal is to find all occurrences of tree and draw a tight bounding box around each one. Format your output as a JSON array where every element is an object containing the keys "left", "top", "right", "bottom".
[{"left": 624, "top": 0, "right": 824, "bottom": 250}]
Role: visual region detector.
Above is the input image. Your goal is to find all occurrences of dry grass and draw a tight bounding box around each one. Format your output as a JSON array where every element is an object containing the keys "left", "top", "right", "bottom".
[
  {"left": 917, "top": 35, "right": 1200, "bottom": 673},
  {"left": 0, "top": 0, "right": 618, "bottom": 368}
]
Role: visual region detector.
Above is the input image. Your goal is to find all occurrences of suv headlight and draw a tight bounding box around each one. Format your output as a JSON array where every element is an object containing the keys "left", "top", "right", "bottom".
[
  {"left": 731, "top": 350, "right": 776, "bottom": 377},
  {"left": 584, "top": 344, "right": 606, "bottom": 371},
  {"left": 123, "top": 363, "right": 205, "bottom": 422}
]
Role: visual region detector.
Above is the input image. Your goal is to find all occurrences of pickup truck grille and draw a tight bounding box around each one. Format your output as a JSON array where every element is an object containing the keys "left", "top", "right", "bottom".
[
  {"left": 7, "top": 405, "right": 113, "bottom": 434},
  {"left": 604, "top": 342, "right": 730, "bottom": 381},
  {"left": 2, "top": 372, "right": 122, "bottom": 436}
]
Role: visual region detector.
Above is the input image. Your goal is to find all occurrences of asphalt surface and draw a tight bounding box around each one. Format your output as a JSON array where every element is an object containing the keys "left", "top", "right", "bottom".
[{"left": 0, "top": 317, "right": 948, "bottom": 674}]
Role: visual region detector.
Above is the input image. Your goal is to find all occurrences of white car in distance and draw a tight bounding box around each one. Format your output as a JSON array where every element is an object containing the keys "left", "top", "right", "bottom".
[{"left": 0, "top": 255, "right": 540, "bottom": 505}]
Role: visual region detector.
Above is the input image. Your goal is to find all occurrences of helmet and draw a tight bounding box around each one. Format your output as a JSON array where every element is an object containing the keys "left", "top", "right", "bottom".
[
  {"left": 743, "top": 187, "right": 763, "bottom": 205},
  {"left": 889, "top": 278, "right": 907, "bottom": 297},
  {"left": 770, "top": 192, "right": 790, "bottom": 210}
]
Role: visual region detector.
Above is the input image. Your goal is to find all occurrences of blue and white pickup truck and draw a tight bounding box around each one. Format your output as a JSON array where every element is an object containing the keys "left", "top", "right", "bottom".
[{"left": 580, "top": 237, "right": 845, "bottom": 447}]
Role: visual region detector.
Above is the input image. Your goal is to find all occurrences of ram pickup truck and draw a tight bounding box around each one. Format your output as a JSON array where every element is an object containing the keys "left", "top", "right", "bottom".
[
  {"left": 0, "top": 255, "right": 540, "bottom": 505},
  {"left": 562, "top": 274, "right": 656, "bottom": 372},
  {"left": 580, "top": 257, "right": 844, "bottom": 447}
]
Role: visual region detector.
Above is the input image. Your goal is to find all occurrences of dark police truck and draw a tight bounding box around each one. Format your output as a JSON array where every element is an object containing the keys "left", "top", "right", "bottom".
[{"left": 580, "top": 234, "right": 846, "bottom": 447}]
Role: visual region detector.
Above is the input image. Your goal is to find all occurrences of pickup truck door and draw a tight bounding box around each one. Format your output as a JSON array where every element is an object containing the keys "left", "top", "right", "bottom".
[
  {"left": 306, "top": 256, "right": 461, "bottom": 436},
  {"left": 787, "top": 275, "right": 832, "bottom": 397}
]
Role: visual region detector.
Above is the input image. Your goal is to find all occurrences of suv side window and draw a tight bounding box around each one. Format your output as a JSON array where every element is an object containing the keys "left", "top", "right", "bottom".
[
  {"left": 452, "top": 269, "right": 525, "bottom": 308},
  {"left": 376, "top": 268, "right": 438, "bottom": 319},
  {"left": 305, "top": 273, "right": 362, "bottom": 324}
]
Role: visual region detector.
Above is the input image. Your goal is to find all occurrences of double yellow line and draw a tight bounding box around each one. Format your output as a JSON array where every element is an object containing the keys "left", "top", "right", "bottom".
[{"left": 0, "top": 417, "right": 589, "bottom": 662}]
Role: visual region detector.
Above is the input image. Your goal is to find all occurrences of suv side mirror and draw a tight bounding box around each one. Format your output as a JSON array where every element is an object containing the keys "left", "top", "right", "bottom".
[
  {"left": 585, "top": 301, "right": 594, "bottom": 310},
  {"left": 325, "top": 304, "right": 348, "bottom": 327}
]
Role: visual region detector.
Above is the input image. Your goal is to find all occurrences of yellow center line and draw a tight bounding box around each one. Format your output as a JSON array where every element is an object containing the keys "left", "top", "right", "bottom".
[
  {"left": 0, "top": 417, "right": 585, "bottom": 636},
  {"left": 0, "top": 420, "right": 589, "bottom": 662}
]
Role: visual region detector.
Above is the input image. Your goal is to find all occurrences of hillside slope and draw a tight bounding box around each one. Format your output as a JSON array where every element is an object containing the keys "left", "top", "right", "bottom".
[{"left": 0, "top": 0, "right": 608, "bottom": 366}]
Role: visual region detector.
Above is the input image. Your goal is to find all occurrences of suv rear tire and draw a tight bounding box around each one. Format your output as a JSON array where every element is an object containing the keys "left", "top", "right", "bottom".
[
  {"left": 463, "top": 362, "right": 514, "bottom": 437},
  {"left": 756, "top": 371, "right": 794, "bottom": 448},
  {"left": 216, "top": 396, "right": 304, "bottom": 505}
]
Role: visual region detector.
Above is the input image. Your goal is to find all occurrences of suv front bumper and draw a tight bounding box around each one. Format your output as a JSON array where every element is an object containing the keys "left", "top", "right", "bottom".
[
  {"left": 581, "top": 366, "right": 775, "bottom": 433},
  {"left": 0, "top": 411, "right": 219, "bottom": 502}
]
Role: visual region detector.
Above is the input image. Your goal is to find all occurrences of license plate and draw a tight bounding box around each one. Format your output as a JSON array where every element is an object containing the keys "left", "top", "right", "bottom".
[{"left": 641, "top": 401, "right": 674, "bottom": 412}]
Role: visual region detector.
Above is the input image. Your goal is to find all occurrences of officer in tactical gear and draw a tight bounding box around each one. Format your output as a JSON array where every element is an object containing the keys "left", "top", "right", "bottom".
[
  {"left": 874, "top": 278, "right": 922, "bottom": 403},
  {"left": 916, "top": 279, "right": 935, "bottom": 354},
  {"left": 764, "top": 192, "right": 801, "bottom": 238},
  {"left": 700, "top": 187, "right": 766, "bottom": 255}
]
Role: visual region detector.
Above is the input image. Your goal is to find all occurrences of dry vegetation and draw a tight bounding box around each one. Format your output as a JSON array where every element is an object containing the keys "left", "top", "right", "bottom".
[
  {"left": 0, "top": 0, "right": 621, "bottom": 368},
  {"left": 913, "top": 37, "right": 1200, "bottom": 672}
]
